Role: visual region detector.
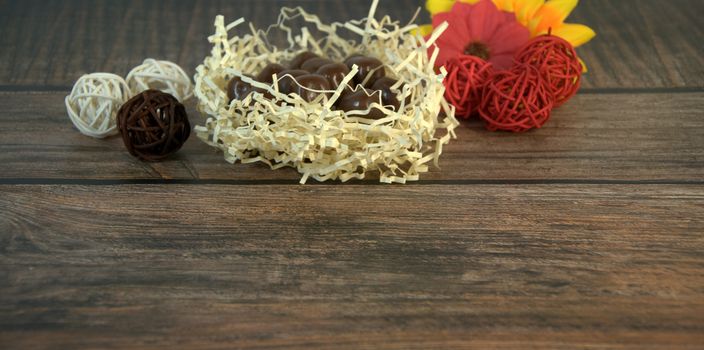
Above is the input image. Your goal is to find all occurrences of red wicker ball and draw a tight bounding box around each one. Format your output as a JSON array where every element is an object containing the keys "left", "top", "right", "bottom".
[
  {"left": 478, "top": 65, "right": 555, "bottom": 132},
  {"left": 514, "top": 34, "right": 582, "bottom": 107},
  {"left": 443, "top": 55, "right": 493, "bottom": 119}
]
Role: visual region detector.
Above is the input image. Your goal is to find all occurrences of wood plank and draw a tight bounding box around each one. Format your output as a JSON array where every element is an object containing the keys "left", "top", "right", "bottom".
[
  {"left": 0, "top": 0, "right": 702, "bottom": 88},
  {"left": 1, "top": 91, "right": 702, "bottom": 182},
  {"left": 1, "top": 184, "right": 703, "bottom": 349}
]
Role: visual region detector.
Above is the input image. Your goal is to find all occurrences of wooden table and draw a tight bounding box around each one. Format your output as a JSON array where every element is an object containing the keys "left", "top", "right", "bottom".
[{"left": 1, "top": 0, "right": 703, "bottom": 348}]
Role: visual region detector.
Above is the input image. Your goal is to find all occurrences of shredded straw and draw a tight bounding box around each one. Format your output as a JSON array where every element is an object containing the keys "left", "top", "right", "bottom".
[{"left": 193, "top": 0, "right": 458, "bottom": 183}]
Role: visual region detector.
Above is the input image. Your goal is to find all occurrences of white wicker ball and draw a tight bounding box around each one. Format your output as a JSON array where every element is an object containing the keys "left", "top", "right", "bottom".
[
  {"left": 65, "top": 73, "right": 131, "bottom": 138},
  {"left": 126, "top": 59, "right": 193, "bottom": 102}
]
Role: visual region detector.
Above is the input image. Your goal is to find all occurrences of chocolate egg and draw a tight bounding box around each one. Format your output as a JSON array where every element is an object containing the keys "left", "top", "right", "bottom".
[
  {"left": 336, "top": 88, "right": 385, "bottom": 119},
  {"left": 256, "top": 63, "right": 286, "bottom": 84},
  {"left": 371, "top": 77, "right": 406, "bottom": 110},
  {"left": 344, "top": 56, "right": 385, "bottom": 87},
  {"left": 226, "top": 76, "right": 254, "bottom": 101},
  {"left": 344, "top": 53, "right": 364, "bottom": 62},
  {"left": 316, "top": 63, "right": 351, "bottom": 87},
  {"left": 301, "top": 58, "right": 334, "bottom": 73},
  {"left": 294, "top": 74, "right": 332, "bottom": 102},
  {"left": 289, "top": 51, "right": 319, "bottom": 69},
  {"left": 277, "top": 69, "right": 309, "bottom": 94}
]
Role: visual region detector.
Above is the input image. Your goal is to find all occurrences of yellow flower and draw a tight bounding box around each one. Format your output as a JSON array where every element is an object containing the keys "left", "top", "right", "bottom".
[{"left": 424, "top": 0, "right": 595, "bottom": 48}]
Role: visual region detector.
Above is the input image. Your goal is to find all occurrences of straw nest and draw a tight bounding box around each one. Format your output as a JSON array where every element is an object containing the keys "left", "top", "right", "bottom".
[{"left": 193, "top": 0, "right": 458, "bottom": 183}]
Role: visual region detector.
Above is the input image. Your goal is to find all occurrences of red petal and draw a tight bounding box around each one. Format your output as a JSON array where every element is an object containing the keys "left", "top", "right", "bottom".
[
  {"left": 489, "top": 54, "right": 514, "bottom": 70},
  {"left": 487, "top": 23, "right": 530, "bottom": 55},
  {"left": 432, "top": 45, "right": 463, "bottom": 67},
  {"left": 467, "top": 0, "right": 505, "bottom": 42},
  {"left": 433, "top": 11, "right": 470, "bottom": 47}
]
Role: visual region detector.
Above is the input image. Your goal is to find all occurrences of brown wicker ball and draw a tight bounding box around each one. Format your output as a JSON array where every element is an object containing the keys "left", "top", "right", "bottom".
[{"left": 117, "top": 89, "right": 191, "bottom": 161}]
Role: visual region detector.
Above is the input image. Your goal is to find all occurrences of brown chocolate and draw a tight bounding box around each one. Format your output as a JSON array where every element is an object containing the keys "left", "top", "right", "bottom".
[
  {"left": 256, "top": 63, "right": 286, "bottom": 84},
  {"left": 300, "top": 57, "right": 334, "bottom": 73},
  {"left": 371, "top": 77, "right": 406, "bottom": 110},
  {"left": 316, "top": 63, "right": 351, "bottom": 87},
  {"left": 277, "top": 69, "right": 309, "bottom": 94},
  {"left": 336, "top": 88, "right": 385, "bottom": 119},
  {"left": 226, "top": 76, "right": 254, "bottom": 101},
  {"left": 294, "top": 74, "right": 332, "bottom": 102},
  {"left": 344, "top": 53, "right": 364, "bottom": 62},
  {"left": 289, "top": 51, "right": 319, "bottom": 69},
  {"left": 344, "top": 56, "right": 385, "bottom": 87}
]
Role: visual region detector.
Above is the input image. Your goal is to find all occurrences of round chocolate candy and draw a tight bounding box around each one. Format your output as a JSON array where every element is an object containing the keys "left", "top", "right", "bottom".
[
  {"left": 226, "top": 76, "right": 253, "bottom": 101},
  {"left": 344, "top": 53, "right": 364, "bottom": 62},
  {"left": 336, "top": 88, "right": 385, "bottom": 119},
  {"left": 277, "top": 69, "right": 309, "bottom": 94},
  {"left": 289, "top": 51, "right": 319, "bottom": 69},
  {"left": 294, "top": 74, "right": 331, "bottom": 102},
  {"left": 301, "top": 57, "right": 334, "bottom": 73},
  {"left": 316, "top": 63, "right": 351, "bottom": 87},
  {"left": 256, "top": 63, "right": 286, "bottom": 84},
  {"left": 371, "top": 77, "right": 406, "bottom": 110},
  {"left": 344, "top": 56, "right": 385, "bottom": 87}
]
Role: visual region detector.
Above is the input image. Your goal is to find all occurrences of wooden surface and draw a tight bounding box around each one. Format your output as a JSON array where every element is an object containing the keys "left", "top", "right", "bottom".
[{"left": 1, "top": 0, "right": 703, "bottom": 349}]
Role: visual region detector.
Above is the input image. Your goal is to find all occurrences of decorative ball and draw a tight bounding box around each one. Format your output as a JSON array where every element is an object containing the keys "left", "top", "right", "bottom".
[
  {"left": 65, "top": 72, "right": 131, "bottom": 138},
  {"left": 514, "top": 34, "right": 582, "bottom": 107},
  {"left": 479, "top": 65, "right": 555, "bottom": 132},
  {"left": 126, "top": 59, "right": 193, "bottom": 102},
  {"left": 442, "top": 55, "right": 493, "bottom": 119},
  {"left": 117, "top": 90, "right": 191, "bottom": 161}
]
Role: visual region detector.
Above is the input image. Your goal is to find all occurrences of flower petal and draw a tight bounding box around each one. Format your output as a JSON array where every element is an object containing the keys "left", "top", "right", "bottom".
[
  {"left": 412, "top": 24, "right": 435, "bottom": 37},
  {"left": 514, "top": 0, "right": 545, "bottom": 26},
  {"left": 432, "top": 44, "right": 464, "bottom": 67},
  {"left": 533, "top": 0, "right": 578, "bottom": 34},
  {"left": 426, "top": 0, "right": 458, "bottom": 16},
  {"left": 490, "top": 54, "right": 515, "bottom": 70},
  {"left": 468, "top": 0, "right": 505, "bottom": 41},
  {"left": 579, "top": 57, "right": 588, "bottom": 73},
  {"left": 552, "top": 23, "right": 596, "bottom": 47},
  {"left": 492, "top": 0, "right": 515, "bottom": 12},
  {"left": 488, "top": 23, "right": 531, "bottom": 55},
  {"left": 433, "top": 10, "right": 471, "bottom": 49}
]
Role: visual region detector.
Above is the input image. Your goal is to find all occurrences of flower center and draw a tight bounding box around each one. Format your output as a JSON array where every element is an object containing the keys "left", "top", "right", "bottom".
[{"left": 464, "top": 41, "right": 491, "bottom": 60}]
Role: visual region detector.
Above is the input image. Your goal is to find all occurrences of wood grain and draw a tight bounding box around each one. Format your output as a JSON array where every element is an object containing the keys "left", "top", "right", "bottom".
[
  {"left": 1, "top": 1, "right": 703, "bottom": 348},
  {"left": 0, "top": 0, "right": 702, "bottom": 89},
  {"left": 1, "top": 184, "right": 703, "bottom": 349},
  {"left": 1, "top": 91, "right": 702, "bottom": 182}
]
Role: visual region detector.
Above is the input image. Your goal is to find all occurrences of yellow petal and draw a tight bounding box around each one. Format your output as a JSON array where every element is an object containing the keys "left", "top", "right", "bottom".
[
  {"left": 492, "top": 0, "right": 515, "bottom": 12},
  {"left": 514, "top": 0, "right": 545, "bottom": 26},
  {"left": 541, "top": 0, "right": 578, "bottom": 23},
  {"left": 579, "top": 57, "right": 588, "bottom": 73},
  {"left": 411, "top": 24, "right": 435, "bottom": 37},
  {"left": 532, "top": 0, "right": 578, "bottom": 33},
  {"left": 426, "top": 0, "right": 458, "bottom": 16},
  {"left": 552, "top": 23, "right": 596, "bottom": 47}
]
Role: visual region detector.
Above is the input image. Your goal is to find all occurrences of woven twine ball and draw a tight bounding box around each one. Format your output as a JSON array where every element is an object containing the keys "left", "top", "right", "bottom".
[
  {"left": 65, "top": 73, "right": 131, "bottom": 138},
  {"left": 126, "top": 59, "right": 193, "bottom": 102},
  {"left": 514, "top": 34, "right": 582, "bottom": 107},
  {"left": 443, "top": 55, "right": 493, "bottom": 119},
  {"left": 117, "top": 89, "right": 191, "bottom": 161},
  {"left": 479, "top": 64, "right": 555, "bottom": 132}
]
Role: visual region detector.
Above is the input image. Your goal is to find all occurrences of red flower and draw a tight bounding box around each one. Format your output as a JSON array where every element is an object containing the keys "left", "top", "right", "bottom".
[{"left": 432, "top": 0, "right": 530, "bottom": 70}]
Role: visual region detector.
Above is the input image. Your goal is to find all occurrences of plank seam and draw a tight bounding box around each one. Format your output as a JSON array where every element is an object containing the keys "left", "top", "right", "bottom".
[{"left": 0, "top": 178, "right": 702, "bottom": 186}]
